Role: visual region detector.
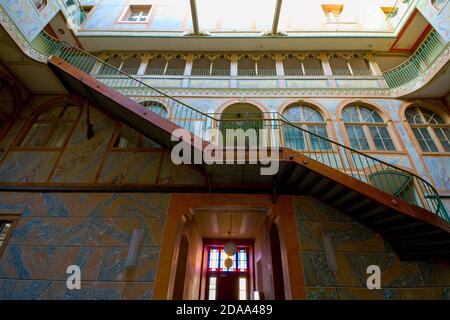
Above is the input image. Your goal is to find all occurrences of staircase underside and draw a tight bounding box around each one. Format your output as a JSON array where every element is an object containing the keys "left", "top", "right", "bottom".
[{"left": 48, "top": 56, "right": 450, "bottom": 261}]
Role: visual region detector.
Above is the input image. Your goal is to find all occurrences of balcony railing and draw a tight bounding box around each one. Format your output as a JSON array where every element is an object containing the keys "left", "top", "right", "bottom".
[
  {"left": 352, "top": 68, "right": 373, "bottom": 77},
  {"left": 332, "top": 68, "right": 353, "bottom": 77},
  {"left": 257, "top": 69, "right": 277, "bottom": 77},
  {"left": 191, "top": 69, "right": 211, "bottom": 76},
  {"left": 284, "top": 69, "right": 304, "bottom": 76},
  {"left": 237, "top": 69, "right": 257, "bottom": 76},
  {"left": 383, "top": 30, "right": 446, "bottom": 88},
  {"left": 304, "top": 68, "right": 324, "bottom": 76},
  {"left": 1, "top": 5, "right": 445, "bottom": 222},
  {"left": 190, "top": 69, "right": 231, "bottom": 76}
]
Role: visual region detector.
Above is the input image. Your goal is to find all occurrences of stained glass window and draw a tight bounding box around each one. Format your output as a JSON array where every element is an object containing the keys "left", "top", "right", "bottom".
[{"left": 207, "top": 247, "right": 248, "bottom": 273}]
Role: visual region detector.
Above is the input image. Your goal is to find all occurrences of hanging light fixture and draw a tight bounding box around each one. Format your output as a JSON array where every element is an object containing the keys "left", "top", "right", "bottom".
[
  {"left": 224, "top": 240, "right": 237, "bottom": 257},
  {"left": 224, "top": 257, "right": 233, "bottom": 269},
  {"left": 223, "top": 213, "right": 237, "bottom": 257}
]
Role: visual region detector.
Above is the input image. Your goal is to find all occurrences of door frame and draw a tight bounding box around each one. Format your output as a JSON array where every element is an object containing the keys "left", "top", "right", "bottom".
[{"left": 201, "top": 239, "right": 254, "bottom": 300}]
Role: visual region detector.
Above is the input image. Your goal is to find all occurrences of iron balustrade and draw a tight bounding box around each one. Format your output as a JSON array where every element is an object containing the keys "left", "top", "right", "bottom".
[
  {"left": 25, "top": 28, "right": 450, "bottom": 221},
  {"left": 284, "top": 69, "right": 304, "bottom": 76},
  {"left": 332, "top": 68, "right": 353, "bottom": 77},
  {"left": 383, "top": 30, "right": 446, "bottom": 88},
  {"left": 257, "top": 69, "right": 277, "bottom": 77}
]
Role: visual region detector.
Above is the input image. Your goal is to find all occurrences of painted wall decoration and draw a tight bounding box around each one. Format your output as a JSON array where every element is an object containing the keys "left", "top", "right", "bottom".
[
  {"left": 294, "top": 195, "right": 450, "bottom": 300},
  {"left": 1, "top": 0, "right": 59, "bottom": 40},
  {"left": 417, "top": 0, "right": 450, "bottom": 41},
  {"left": 0, "top": 191, "right": 169, "bottom": 299}
]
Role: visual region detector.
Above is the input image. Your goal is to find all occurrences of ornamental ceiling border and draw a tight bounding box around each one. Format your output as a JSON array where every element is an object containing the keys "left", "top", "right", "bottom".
[
  {"left": 95, "top": 51, "right": 372, "bottom": 61},
  {"left": 0, "top": 6, "right": 47, "bottom": 63},
  {"left": 155, "top": 87, "right": 392, "bottom": 98}
]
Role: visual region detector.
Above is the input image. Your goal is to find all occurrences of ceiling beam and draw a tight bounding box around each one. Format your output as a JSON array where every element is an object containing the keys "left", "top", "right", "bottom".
[
  {"left": 271, "top": 0, "right": 283, "bottom": 35},
  {"left": 189, "top": 0, "right": 200, "bottom": 35}
]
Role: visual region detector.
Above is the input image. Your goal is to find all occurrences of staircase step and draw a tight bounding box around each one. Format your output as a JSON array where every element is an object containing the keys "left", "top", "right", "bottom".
[
  {"left": 383, "top": 221, "right": 429, "bottom": 233},
  {"left": 388, "top": 229, "right": 442, "bottom": 240},
  {"left": 309, "top": 178, "right": 333, "bottom": 196},
  {"left": 286, "top": 166, "right": 307, "bottom": 185},
  {"left": 320, "top": 185, "right": 344, "bottom": 201},
  {"left": 346, "top": 198, "right": 373, "bottom": 214},
  {"left": 367, "top": 214, "right": 406, "bottom": 227},
  {"left": 331, "top": 190, "right": 358, "bottom": 207},
  {"left": 392, "top": 239, "right": 450, "bottom": 248},
  {"left": 358, "top": 206, "right": 389, "bottom": 219},
  {"left": 297, "top": 171, "right": 318, "bottom": 191}
]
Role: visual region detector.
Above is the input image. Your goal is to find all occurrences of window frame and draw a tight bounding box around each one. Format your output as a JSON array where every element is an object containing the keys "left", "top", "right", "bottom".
[
  {"left": 110, "top": 124, "right": 163, "bottom": 151},
  {"left": 281, "top": 104, "right": 332, "bottom": 151},
  {"left": 118, "top": 5, "right": 152, "bottom": 24},
  {"left": 0, "top": 215, "right": 19, "bottom": 258},
  {"left": 204, "top": 244, "right": 251, "bottom": 301},
  {"left": 342, "top": 104, "right": 398, "bottom": 152},
  {"left": 32, "top": 0, "right": 47, "bottom": 12},
  {"left": 15, "top": 103, "right": 81, "bottom": 150},
  {"left": 405, "top": 106, "right": 450, "bottom": 154},
  {"left": 431, "top": 0, "right": 447, "bottom": 12}
]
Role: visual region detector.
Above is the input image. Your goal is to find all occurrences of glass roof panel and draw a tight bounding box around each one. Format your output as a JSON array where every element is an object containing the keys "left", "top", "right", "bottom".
[
  {"left": 278, "top": 0, "right": 398, "bottom": 32},
  {"left": 196, "top": 0, "right": 276, "bottom": 32}
]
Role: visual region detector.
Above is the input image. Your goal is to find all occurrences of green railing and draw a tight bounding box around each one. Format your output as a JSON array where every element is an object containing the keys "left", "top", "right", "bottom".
[
  {"left": 20, "top": 29, "right": 448, "bottom": 222},
  {"left": 383, "top": 30, "right": 446, "bottom": 88}
]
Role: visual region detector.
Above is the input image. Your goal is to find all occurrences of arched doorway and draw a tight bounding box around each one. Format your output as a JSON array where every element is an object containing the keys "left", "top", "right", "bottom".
[
  {"left": 173, "top": 235, "right": 189, "bottom": 300},
  {"left": 219, "top": 103, "right": 264, "bottom": 148},
  {"left": 270, "top": 223, "right": 285, "bottom": 300}
]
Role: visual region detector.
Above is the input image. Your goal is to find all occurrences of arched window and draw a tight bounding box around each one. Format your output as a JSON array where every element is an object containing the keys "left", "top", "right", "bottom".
[
  {"left": 19, "top": 103, "right": 80, "bottom": 148},
  {"left": 303, "top": 56, "right": 324, "bottom": 76},
  {"left": 211, "top": 56, "right": 230, "bottom": 76},
  {"left": 33, "top": 0, "right": 47, "bottom": 11},
  {"left": 349, "top": 56, "right": 372, "bottom": 76},
  {"left": 191, "top": 56, "right": 212, "bottom": 76},
  {"left": 238, "top": 56, "right": 256, "bottom": 76},
  {"left": 145, "top": 56, "right": 167, "bottom": 75},
  {"left": 283, "top": 55, "right": 303, "bottom": 76},
  {"left": 166, "top": 56, "right": 186, "bottom": 76},
  {"left": 329, "top": 56, "right": 351, "bottom": 76},
  {"left": 121, "top": 55, "right": 141, "bottom": 75},
  {"left": 257, "top": 56, "right": 276, "bottom": 76},
  {"left": 405, "top": 106, "right": 450, "bottom": 152},
  {"left": 342, "top": 104, "right": 396, "bottom": 151},
  {"left": 432, "top": 0, "right": 446, "bottom": 10},
  {"left": 282, "top": 104, "right": 330, "bottom": 150},
  {"left": 140, "top": 101, "right": 169, "bottom": 119},
  {"left": 98, "top": 55, "right": 122, "bottom": 74}
]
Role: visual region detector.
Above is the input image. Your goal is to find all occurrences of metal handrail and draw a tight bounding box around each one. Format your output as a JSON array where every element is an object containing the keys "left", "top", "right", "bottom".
[
  {"left": 383, "top": 30, "right": 446, "bottom": 88},
  {"left": 18, "top": 28, "right": 447, "bottom": 220}
]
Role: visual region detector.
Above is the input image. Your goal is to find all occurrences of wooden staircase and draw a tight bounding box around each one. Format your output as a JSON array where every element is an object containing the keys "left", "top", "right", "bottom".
[{"left": 48, "top": 56, "right": 450, "bottom": 260}]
